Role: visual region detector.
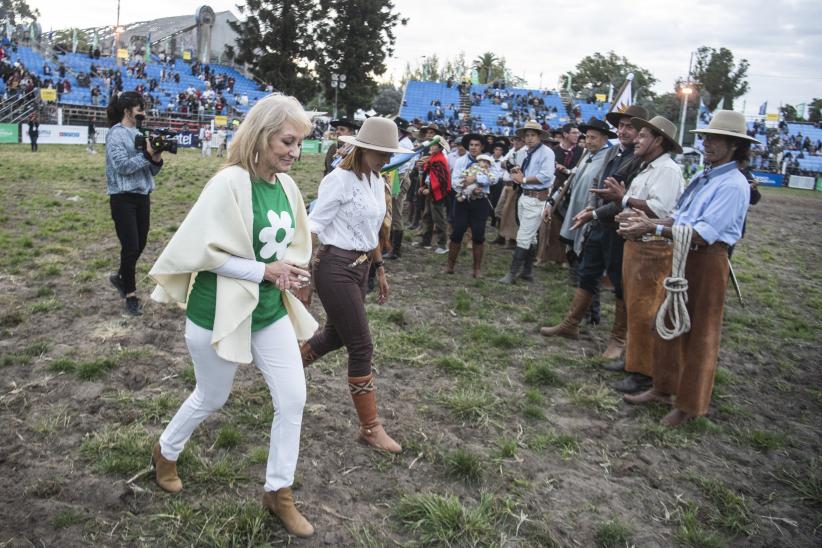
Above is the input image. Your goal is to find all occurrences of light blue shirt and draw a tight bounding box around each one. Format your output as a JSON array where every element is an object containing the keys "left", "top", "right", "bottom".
[
  {"left": 672, "top": 161, "right": 750, "bottom": 246},
  {"left": 105, "top": 123, "right": 161, "bottom": 195},
  {"left": 519, "top": 143, "right": 556, "bottom": 191}
]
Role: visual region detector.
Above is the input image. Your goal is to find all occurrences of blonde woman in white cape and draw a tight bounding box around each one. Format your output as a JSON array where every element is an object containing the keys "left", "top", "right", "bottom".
[{"left": 148, "top": 95, "right": 318, "bottom": 538}]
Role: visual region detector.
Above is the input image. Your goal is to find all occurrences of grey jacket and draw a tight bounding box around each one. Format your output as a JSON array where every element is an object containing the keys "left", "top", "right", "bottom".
[{"left": 105, "top": 123, "right": 162, "bottom": 195}]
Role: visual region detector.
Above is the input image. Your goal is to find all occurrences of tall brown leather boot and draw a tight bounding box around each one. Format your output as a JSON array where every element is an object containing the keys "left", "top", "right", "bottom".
[
  {"left": 349, "top": 373, "right": 402, "bottom": 453},
  {"left": 445, "top": 241, "right": 461, "bottom": 274},
  {"left": 602, "top": 298, "right": 627, "bottom": 359},
  {"left": 471, "top": 243, "right": 484, "bottom": 278},
  {"left": 152, "top": 442, "right": 182, "bottom": 493},
  {"left": 539, "top": 288, "right": 593, "bottom": 339},
  {"left": 262, "top": 487, "right": 315, "bottom": 537},
  {"left": 300, "top": 341, "right": 318, "bottom": 367}
]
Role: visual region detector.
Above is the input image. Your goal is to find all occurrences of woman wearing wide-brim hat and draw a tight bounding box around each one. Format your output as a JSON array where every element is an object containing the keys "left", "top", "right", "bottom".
[
  {"left": 619, "top": 110, "right": 759, "bottom": 428},
  {"left": 300, "top": 117, "right": 412, "bottom": 453}
]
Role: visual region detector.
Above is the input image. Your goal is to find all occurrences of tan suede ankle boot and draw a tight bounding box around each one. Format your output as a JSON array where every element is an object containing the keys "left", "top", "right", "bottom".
[
  {"left": 539, "top": 288, "right": 594, "bottom": 339},
  {"left": 152, "top": 442, "right": 182, "bottom": 493},
  {"left": 262, "top": 487, "right": 315, "bottom": 537}
]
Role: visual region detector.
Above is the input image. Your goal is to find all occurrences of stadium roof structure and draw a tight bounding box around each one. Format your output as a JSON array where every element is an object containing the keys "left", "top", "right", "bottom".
[{"left": 79, "top": 10, "right": 239, "bottom": 47}]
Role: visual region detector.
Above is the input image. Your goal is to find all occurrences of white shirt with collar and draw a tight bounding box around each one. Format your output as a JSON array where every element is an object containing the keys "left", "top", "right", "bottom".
[
  {"left": 309, "top": 167, "right": 386, "bottom": 252},
  {"left": 623, "top": 153, "right": 684, "bottom": 218}
]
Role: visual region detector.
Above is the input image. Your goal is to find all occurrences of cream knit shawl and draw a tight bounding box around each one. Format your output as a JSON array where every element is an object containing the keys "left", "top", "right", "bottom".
[{"left": 149, "top": 165, "right": 318, "bottom": 363}]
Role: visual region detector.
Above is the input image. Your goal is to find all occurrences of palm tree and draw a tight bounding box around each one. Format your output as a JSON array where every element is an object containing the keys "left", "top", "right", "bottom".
[{"left": 473, "top": 52, "right": 500, "bottom": 85}]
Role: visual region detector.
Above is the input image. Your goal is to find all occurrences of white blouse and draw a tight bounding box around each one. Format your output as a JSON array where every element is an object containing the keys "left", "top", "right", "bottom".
[{"left": 309, "top": 167, "right": 386, "bottom": 252}]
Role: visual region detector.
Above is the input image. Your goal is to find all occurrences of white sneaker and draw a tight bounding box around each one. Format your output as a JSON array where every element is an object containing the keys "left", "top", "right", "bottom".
[
  {"left": 423, "top": 245, "right": 432, "bottom": 250},
  {"left": 434, "top": 247, "right": 448, "bottom": 254}
]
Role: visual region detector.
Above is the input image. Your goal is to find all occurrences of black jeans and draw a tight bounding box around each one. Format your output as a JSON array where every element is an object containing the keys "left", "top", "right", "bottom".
[
  {"left": 578, "top": 222, "right": 624, "bottom": 299},
  {"left": 29, "top": 135, "right": 38, "bottom": 151},
  {"left": 110, "top": 193, "right": 151, "bottom": 295},
  {"left": 450, "top": 198, "right": 490, "bottom": 244}
]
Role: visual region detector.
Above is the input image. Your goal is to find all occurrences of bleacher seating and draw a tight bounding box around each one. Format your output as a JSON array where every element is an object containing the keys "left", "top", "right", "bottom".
[
  {"left": 3, "top": 45, "right": 267, "bottom": 115},
  {"left": 796, "top": 156, "right": 822, "bottom": 172},
  {"left": 400, "top": 79, "right": 571, "bottom": 134},
  {"left": 575, "top": 102, "right": 610, "bottom": 122}
]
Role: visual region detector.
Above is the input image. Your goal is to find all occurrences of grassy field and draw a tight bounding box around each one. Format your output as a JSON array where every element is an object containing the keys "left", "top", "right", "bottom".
[{"left": 0, "top": 143, "right": 821, "bottom": 547}]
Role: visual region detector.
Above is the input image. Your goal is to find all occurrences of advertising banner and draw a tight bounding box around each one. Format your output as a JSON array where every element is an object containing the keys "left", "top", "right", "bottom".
[
  {"left": 40, "top": 88, "right": 57, "bottom": 101},
  {"left": 788, "top": 175, "right": 815, "bottom": 190},
  {"left": 214, "top": 115, "right": 228, "bottom": 127},
  {"left": 751, "top": 171, "right": 783, "bottom": 187},
  {"left": 816, "top": 177, "right": 822, "bottom": 192},
  {"left": 301, "top": 139, "right": 320, "bottom": 154},
  {"left": 0, "top": 123, "right": 19, "bottom": 143},
  {"left": 21, "top": 124, "right": 87, "bottom": 145}
]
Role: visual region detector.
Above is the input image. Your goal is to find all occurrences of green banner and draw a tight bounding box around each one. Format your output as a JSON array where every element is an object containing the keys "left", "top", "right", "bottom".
[
  {"left": 816, "top": 177, "right": 822, "bottom": 192},
  {"left": 0, "top": 123, "right": 19, "bottom": 143},
  {"left": 301, "top": 139, "right": 321, "bottom": 154}
]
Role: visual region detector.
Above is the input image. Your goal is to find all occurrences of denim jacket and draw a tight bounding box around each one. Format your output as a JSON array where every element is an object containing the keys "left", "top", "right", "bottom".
[{"left": 105, "top": 123, "right": 162, "bottom": 195}]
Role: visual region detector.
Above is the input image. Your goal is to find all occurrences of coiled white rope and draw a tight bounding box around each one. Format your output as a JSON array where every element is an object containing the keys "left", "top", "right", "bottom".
[{"left": 655, "top": 224, "right": 692, "bottom": 340}]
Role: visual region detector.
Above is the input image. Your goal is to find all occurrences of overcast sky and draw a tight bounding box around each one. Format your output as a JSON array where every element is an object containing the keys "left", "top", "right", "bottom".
[{"left": 29, "top": 0, "right": 822, "bottom": 116}]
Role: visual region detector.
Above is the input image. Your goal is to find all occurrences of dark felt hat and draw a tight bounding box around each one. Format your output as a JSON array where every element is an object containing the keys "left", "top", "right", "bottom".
[
  {"left": 330, "top": 117, "right": 360, "bottom": 130},
  {"left": 393, "top": 116, "right": 411, "bottom": 133},
  {"left": 461, "top": 132, "right": 484, "bottom": 148},
  {"left": 578, "top": 116, "right": 617, "bottom": 139}
]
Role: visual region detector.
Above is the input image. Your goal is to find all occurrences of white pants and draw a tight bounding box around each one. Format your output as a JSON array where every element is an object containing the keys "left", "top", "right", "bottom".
[
  {"left": 160, "top": 317, "right": 306, "bottom": 492},
  {"left": 516, "top": 194, "right": 544, "bottom": 248},
  {"left": 201, "top": 143, "right": 211, "bottom": 157}
]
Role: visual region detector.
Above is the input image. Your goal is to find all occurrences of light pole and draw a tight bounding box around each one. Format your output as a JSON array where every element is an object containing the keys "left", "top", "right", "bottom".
[
  {"left": 678, "top": 85, "right": 693, "bottom": 146},
  {"left": 330, "top": 72, "right": 347, "bottom": 119}
]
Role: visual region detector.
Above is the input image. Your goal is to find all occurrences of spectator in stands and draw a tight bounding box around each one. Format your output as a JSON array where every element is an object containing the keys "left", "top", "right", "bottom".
[
  {"left": 91, "top": 85, "right": 101, "bottom": 106},
  {"left": 58, "top": 63, "right": 66, "bottom": 78},
  {"left": 87, "top": 118, "right": 97, "bottom": 154},
  {"left": 105, "top": 91, "right": 164, "bottom": 316},
  {"left": 43, "top": 63, "right": 51, "bottom": 75}
]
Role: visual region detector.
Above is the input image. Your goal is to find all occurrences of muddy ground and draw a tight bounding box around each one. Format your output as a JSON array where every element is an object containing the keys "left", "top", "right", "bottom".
[{"left": 0, "top": 144, "right": 820, "bottom": 547}]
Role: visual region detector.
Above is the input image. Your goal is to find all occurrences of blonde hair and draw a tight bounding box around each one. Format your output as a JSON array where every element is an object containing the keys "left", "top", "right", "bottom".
[{"left": 224, "top": 94, "right": 312, "bottom": 178}]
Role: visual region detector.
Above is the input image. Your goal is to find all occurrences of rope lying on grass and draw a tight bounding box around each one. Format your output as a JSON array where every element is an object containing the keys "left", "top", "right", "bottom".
[{"left": 655, "top": 224, "right": 692, "bottom": 340}]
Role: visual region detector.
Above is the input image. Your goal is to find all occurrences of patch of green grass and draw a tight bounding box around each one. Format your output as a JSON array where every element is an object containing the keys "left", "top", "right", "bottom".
[
  {"left": 48, "top": 358, "right": 78, "bottom": 374},
  {"left": 245, "top": 446, "right": 269, "bottom": 466},
  {"left": 393, "top": 492, "right": 515, "bottom": 546},
  {"left": 468, "top": 323, "right": 521, "bottom": 349},
  {"left": 444, "top": 448, "right": 484, "bottom": 483},
  {"left": 695, "top": 477, "right": 757, "bottom": 536},
  {"left": 80, "top": 423, "right": 154, "bottom": 475},
  {"left": 137, "top": 392, "right": 180, "bottom": 423},
  {"left": 523, "top": 360, "right": 563, "bottom": 387},
  {"left": 33, "top": 406, "right": 71, "bottom": 435},
  {"left": 28, "top": 297, "right": 62, "bottom": 314},
  {"left": 439, "top": 386, "right": 499, "bottom": 424},
  {"left": 732, "top": 427, "right": 789, "bottom": 452},
  {"left": 528, "top": 431, "right": 579, "bottom": 459},
  {"left": 0, "top": 341, "right": 49, "bottom": 368},
  {"left": 348, "top": 523, "right": 383, "bottom": 547},
  {"left": 523, "top": 404, "right": 546, "bottom": 420},
  {"left": 0, "top": 311, "right": 23, "bottom": 327},
  {"left": 454, "top": 289, "right": 471, "bottom": 313},
  {"left": 147, "top": 496, "right": 286, "bottom": 545},
  {"left": 193, "top": 455, "right": 246, "bottom": 487},
  {"left": 674, "top": 502, "right": 726, "bottom": 548},
  {"left": 495, "top": 438, "right": 518, "bottom": 460},
  {"left": 214, "top": 425, "right": 242, "bottom": 449},
  {"left": 52, "top": 509, "right": 85, "bottom": 528},
  {"left": 565, "top": 382, "right": 619, "bottom": 414},
  {"left": 772, "top": 460, "right": 822, "bottom": 506},
  {"left": 713, "top": 367, "right": 738, "bottom": 386},
  {"left": 435, "top": 355, "right": 477, "bottom": 375},
  {"left": 595, "top": 518, "right": 632, "bottom": 547},
  {"left": 76, "top": 357, "right": 117, "bottom": 380},
  {"left": 34, "top": 285, "right": 55, "bottom": 298}
]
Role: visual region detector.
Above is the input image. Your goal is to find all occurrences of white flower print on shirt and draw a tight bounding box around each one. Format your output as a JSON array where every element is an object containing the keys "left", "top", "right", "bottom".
[{"left": 259, "top": 210, "right": 294, "bottom": 260}]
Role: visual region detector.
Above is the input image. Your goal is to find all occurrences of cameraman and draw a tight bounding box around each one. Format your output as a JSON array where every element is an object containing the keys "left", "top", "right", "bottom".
[{"left": 105, "top": 91, "right": 164, "bottom": 316}]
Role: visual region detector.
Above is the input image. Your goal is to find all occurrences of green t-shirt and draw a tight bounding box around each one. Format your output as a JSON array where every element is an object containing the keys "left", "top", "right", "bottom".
[{"left": 187, "top": 177, "right": 295, "bottom": 331}]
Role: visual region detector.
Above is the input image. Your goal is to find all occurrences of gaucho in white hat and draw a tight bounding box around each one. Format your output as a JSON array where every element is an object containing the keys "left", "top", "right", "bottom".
[
  {"left": 302, "top": 116, "right": 412, "bottom": 454},
  {"left": 618, "top": 110, "right": 759, "bottom": 428}
]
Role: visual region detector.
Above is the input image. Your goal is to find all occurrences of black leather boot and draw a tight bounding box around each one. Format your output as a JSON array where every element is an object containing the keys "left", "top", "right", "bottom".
[
  {"left": 519, "top": 245, "right": 537, "bottom": 282},
  {"left": 499, "top": 247, "right": 528, "bottom": 284}
]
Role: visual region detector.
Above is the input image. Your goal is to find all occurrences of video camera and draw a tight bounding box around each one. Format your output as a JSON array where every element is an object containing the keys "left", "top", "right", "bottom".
[{"left": 134, "top": 115, "right": 178, "bottom": 154}]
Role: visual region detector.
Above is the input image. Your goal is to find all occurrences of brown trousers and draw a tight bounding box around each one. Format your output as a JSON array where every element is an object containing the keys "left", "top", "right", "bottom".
[
  {"left": 622, "top": 240, "right": 675, "bottom": 377},
  {"left": 498, "top": 186, "right": 519, "bottom": 240},
  {"left": 307, "top": 246, "right": 373, "bottom": 377},
  {"left": 653, "top": 243, "right": 729, "bottom": 415}
]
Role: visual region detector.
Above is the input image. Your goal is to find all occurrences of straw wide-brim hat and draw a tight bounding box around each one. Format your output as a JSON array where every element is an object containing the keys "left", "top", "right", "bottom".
[
  {"left": 515, "top": 120, "right": 546, "bottom": 136},
  {"left": 631, "top": 115, "right": 683, "bottom": 154},
  {"left": 476, "top": 154, "right": 494, "bottom": 163},
  {"left": 339, "top": 117, "right": 414, "bottom": 154},
  {"left": 690, "top": 110, "right": 761, "bottom": 144},
  {"left": 605, "top": 104, "right": 649, "bottom": 127}
]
